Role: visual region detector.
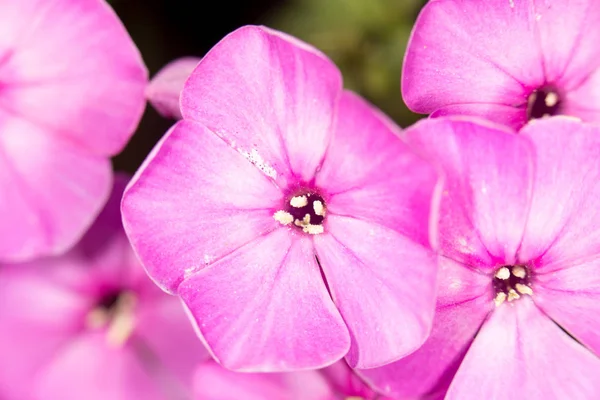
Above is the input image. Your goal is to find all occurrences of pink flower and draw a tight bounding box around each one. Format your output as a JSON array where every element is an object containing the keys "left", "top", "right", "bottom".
[
  {"left": 357, "top": 117, "right": 600, "bottom": 399},
  {"left": 193, "top": 360, "right": 386, "bottom": 400},
  {"left": 402, "top": 0, "right": 600, "bottom": 130},
  {"left": 0, "top": 0, "right": 147, "bottom": 262},
  {"left": 122, "top": 26, "right": 440, "bottom": 371},
  {"left": 0, "top": 175, "right": 208, "bottom": 400}
]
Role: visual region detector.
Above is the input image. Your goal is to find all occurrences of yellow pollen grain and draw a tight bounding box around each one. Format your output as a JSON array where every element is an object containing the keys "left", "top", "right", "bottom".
[
  {"left": 303, "top": 224, "right": 324, "bottom": 235},
  {"left": 290, "top": 195, "right": 308, "bottom": 208},
  {"left": 273, "top": 210, "right": 294, "bottom": 226},
  {"left": 494, "top": 292, "right": 507, "bottom": 307},
  {"left": 507, "top": 289, "right": 521, "bottom": 302},
  {"left": 495, "top": 267, "right": 510, "bottom": 280},
  {"left": 515, "top": 283, "right": 533, "bottom": 296},
  {"left": 512, "top": 265, "right": 526, "bottom": 279},
  {"left": 545, "top": 92, "right": 559, "bottom": 108},
  {"left": 106, "top": 292, "right": 137, "bottom": 347},
  {"left": 294, "top": 214, "right": 311, "bottom": 227},
  {"left": 313, "top": 200, "right": 325, "bottom": 216}
]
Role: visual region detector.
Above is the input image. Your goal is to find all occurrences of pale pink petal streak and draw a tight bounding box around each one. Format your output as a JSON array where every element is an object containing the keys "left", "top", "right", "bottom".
[
  {"left": 122, "top": 120, "right": 281, "bottom": 293},
  {"left": 180, "top": 25, "right": 342, "bottom": 185},
  {"left": 447, "top": 298, "right": 600, "bottom": 399},
  {"left": 178, "top": 229, "right": 350, "bottom": 371}
]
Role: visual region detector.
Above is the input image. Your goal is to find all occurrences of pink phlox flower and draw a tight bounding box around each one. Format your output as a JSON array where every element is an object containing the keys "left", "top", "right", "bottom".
[
  {"left": 122, "top": 26, "right": 441, "bottom": 372},
  {"left": 0, "top": 0, "right": 147, "bottom": 262},
  {"left": 193, "top": 360, "right": 389, "bottom": 400},
  {"left": 403, "top": 0, "right": 600, "bottom": 129},
  {"left": 357, "top": 116, "right": 600, "bottom": 399},
  {"left": 0, "top": 175, "right": 208, "bottom": 400}
]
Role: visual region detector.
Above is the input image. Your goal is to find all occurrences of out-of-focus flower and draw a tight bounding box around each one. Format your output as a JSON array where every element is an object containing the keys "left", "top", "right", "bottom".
[
  {"left": 122, "top": 26, "right": 441, "bottom": 372},
  {"left": 402, "top": 0, "right": 600, "bottom": 129},
  {"left": 193, "top": 360, "right": 386, "bottom": 400},
  {"left": 0, "top": 0, "right": 147, "bottom": 262},
  {"left": 0, "top": 175, "right": 207, "bottom": 400},
  {"left": 358, "top": 117, "right": 600, "bottom": 399},
  {"left": 145, "top": 57, "right": 200, "bottom": 120}
]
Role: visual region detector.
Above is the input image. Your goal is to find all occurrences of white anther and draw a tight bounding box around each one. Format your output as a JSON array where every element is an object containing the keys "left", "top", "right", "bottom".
[
  {"left": 515, "top": 283, "right": 533, "bottom": 296},
  {"left": 495, "top": 267, "right": 510, "bottom": 280},
  {"left": 545, "top": 92, "right": 558, "bottom": 108},
  {"left": 273, "top": 210, "right": 294, "bottom": 226},
  {"left": 512, "top": 265, "right": 526, "bottom": 279},
  {"left": 313, "top": 200, "right": 325, "bottom": 216},
  {"left": 507, "top": 289, "right": 521, "bottom": 302},
  {"left": 494, "top": 292, "right": 507, "bottom": 307},
  {"left": 290, "top": 195, "right": 308, "bottom": 208}
]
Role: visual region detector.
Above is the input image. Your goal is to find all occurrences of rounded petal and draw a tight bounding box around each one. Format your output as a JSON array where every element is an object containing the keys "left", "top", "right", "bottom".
[
  {"left": 178, "top": 229, "right": 350, "bottom": 372},
  {"left": 146, "top": 57, "right": 200, "bottom": 120},
  {"left": 193, "top": 360, "right": 333, "bottom": 400},
  {"left": 316, "top": 91, "right": 440, "bottom": 247},
  {"left": 447, "top": 298, "right": 600, "bottom": 399},
  {"left": 122, "top": 120, "right": 282, "bottom": 293},
  {"left": 403, "top": 0, "right": 544, "bottom": 123},
  {"left": 404, "top": 117, "right": 534, "bottom": 269},
  {"left": 0, "top": 0, "right": 147, "bottom": 156},
  {"left": 35, "top": 333, "right": 164, "bottom": 400},
  {"left": 314, "top": 216, "right": 437, "bottom": 368},
  {"left": 357, "top": 258, "right": 491, "bottom": 400},
  {"left": 0, "top": 118, "right": 111, "bottom": 262},
  {"left": 180, "top": 25, "right": 342, "bottom": 184},
  {"left": 519, "top": 118, "right": 600, "bottom": 268}
]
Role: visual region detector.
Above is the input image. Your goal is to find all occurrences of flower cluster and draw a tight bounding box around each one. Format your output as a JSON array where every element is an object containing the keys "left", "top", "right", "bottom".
[{"left": 2, "top": 0, "right": 600, "bottom": 399}]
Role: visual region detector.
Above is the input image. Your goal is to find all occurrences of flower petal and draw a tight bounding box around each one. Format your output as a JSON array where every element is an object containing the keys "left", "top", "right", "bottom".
[
  {"left": 0, "top": 117, "right": 111, "bottom": 262},
  {"left": 534, "top": 0, "right": 600, "bottom": 88},
  {"left": 122, "top": 120, "right": 281, "bottom": 293},
  {"left": 534, "top": 258, "right": 600, "bottom": 357},
  {"left": 314, "top": 216, "right": 437, "bottom": 369},
  {"left": 519, "top": 118, "right": 600, "bottom": 267},
  {"left": 562, "top": 69, "right": 600, "bottom": 124},
  {"left": 316, "top": 91, "right": 439, "bottom": 247},
  {"left": 35, "top": 332, "right": 164, "bottom": 400},
  {"left": 146, "top": 57, "right": 200, "bottom": 120},
  {"left": 0, "top": 0, "right": 147, "bottom": 156},
  {"left": 178, "top": 229, "right": 350, "bottom": 372},
  {"left": 357, "top": 258, "right": 491, "bottom": 400},
  {"left": 404, "top": 118, "right": 534, "bottom": 269},
  {"left": 193, "top": 360, "right": 333, "bottom": 400},
  {"left": 403, "top": 0, "right": 543, "bottom": 123},
  {"left": 180, "top": 25, "right": 342, "bottom": 184},
  {"left": 447, "top": 298, "right": 600, "bottom": 399},
  {"left": 431, "top": 103, "right": 528, "bottom": 131}
]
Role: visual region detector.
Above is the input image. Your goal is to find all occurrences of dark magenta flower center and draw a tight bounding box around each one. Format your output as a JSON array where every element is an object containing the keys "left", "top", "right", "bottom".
[
  {"left": 527, "top": 86, "right": 562, "bottom": 120},
  {"left": 97, "top": 290, "right": 121, "bottom": 311},
  {"left": 492, "top": 264, "right": 533, "bottom": 305},
  {"left": 273, "top": 190, "right": 326, "bottom": 235}
]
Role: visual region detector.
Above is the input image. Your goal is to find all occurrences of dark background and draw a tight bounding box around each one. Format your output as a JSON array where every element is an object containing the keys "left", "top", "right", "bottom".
[{"left": 111, "top": 0, "right": 426, "bottom": 173}]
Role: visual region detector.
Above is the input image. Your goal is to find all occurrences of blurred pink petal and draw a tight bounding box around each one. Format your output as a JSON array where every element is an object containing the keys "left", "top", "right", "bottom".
[
  {"left": 179, "top": 230, "right": 349, "bottom": 371},
  {"left": 146, "top": 57, "right": 200, "bottom": 119},
  {"left": 403, "top": 0, "right": 600, "bottom": 128},
  {"left": 0, "top": 0, "right": 147, "bottom": 261},
  {"left": 447, "top": 298, "right": 600, "bottom": 399},
  {"left": 0, "top": 176, "right": 207, "bottom": 399},
  {"left": 123, "top": 25, "right": 440, "bottom": 371}
]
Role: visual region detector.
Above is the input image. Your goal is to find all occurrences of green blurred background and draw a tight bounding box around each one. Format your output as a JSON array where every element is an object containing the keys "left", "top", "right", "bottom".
[{"left": 111, "top": 0, "right": 426, "bottom": 173}]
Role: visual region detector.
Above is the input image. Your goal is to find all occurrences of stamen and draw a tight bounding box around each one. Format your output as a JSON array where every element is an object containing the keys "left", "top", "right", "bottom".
[
  {"left": 290, "top": 195, "right": 308, "bottom": 208},
  {"left": 85, "top": 290, "right": 138, "bottom": 347},
  {"left": 527, "top": 86, "right": 562, "bottom": 120},
  {"left": 495, "top": 267, "right": 510, "bottom": 280},
  {"left": 494, "top": 292, "right": 507, "bottom": 307},
  {"left": 313, "top": 200, "right": 325, "bottom": 216},
  {"left": 515, "top": 283, "right": 533, "bottom": 296},
  {"left": 274, "top": 210, "right": 294, "bottom": 226},
  {"left": 507, "top": 289, "right": 520, "bottom": 302},
  {"left": 274, "top": 190, "right": 327, "bottom": 235},
  {"left": 492, "top": 264, "right": 533, "bottom": 306},
  {"left": 512, "top": 265, "right": 526, "bottom": 279}
]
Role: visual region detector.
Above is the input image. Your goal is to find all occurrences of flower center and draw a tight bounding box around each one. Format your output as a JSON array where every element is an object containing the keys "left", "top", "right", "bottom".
[
  {"left": 527, "top": 86, "right": 562, "bottom": 120},
  {"left": 86, "top": 290, "right": 138, "bottom": 346},
  {"left": 273, "top": 190, "right": 326, "bottom": 235},
  {"left": 492, "top": 265, "right": 533, "bottom": 306}
]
